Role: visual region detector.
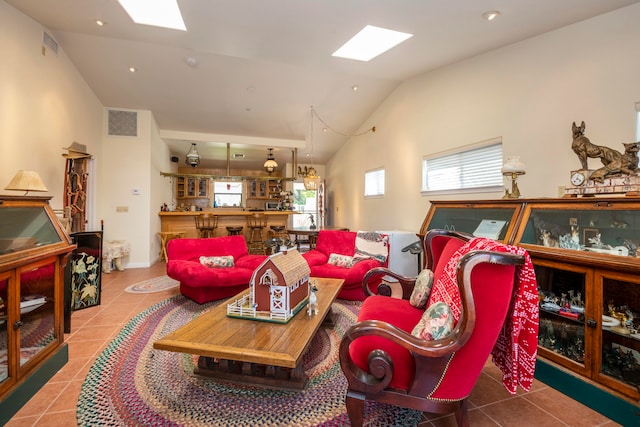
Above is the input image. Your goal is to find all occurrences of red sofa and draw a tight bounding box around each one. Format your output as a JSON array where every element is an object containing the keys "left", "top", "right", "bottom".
[
  {"left": 166, "top": 235, "right": 267, "bottom": 303},
  {"left": 302, "top": 230, "right": 388, "bottom": 301}
]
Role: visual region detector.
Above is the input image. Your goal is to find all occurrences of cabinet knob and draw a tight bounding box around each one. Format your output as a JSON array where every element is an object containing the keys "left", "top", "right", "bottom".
[
  {"left": 586, "top": 318, "right": 598, "bottom": 328},
  {"left": 13, "top": 320, "right": 24, "bottom": 330}
]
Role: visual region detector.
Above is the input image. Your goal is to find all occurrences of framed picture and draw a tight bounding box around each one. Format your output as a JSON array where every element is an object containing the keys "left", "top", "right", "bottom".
[{"left": 583, "top": 228, "right": 599, "bottom": 247}]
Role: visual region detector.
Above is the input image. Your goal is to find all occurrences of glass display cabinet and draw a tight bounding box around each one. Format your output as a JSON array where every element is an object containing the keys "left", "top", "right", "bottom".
[
  {"left": 419, "top": 199, "right": 524, "bottom": 243},
  {"left": 0, "top": 196, "right": 75, "bottom": 410},
  {"left": 512, "top": 197, "right": 640, "bottom": 402}
]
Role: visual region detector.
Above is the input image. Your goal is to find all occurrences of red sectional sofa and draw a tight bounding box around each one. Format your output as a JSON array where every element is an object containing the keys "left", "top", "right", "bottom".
[
  {"left": 166, "top": 235, "right": 267, "bottom": 303},
  {"left": 302, "top": 230, "right": 389, "bottom": 301}
]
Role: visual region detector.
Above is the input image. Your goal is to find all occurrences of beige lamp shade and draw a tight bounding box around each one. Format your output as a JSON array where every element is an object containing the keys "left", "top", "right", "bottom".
[{"left": 4, "top": 170, "right": 49, "bottom": 195}]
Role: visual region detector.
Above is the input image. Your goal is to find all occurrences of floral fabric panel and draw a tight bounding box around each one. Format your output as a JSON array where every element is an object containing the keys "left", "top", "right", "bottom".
[
  {"left": 409, "top": 268, "right": 434, "bottom": 308},
  {"left": 199, "top": 255, "right": 235, "bottom": 268},
  {"left": 354, "top": 231, "right": 389, "bottom": 263},
  {"left": 327, "top": 253, "right": 354, "bottom": 268},
  {"left": 411, "top": 301, "right": 455, "bottom": 341},
  {"left": 71, "top": 252, "right": 101, "bottom": 309}
]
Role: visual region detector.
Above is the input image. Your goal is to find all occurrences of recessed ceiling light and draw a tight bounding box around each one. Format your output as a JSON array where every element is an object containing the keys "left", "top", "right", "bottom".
[
  {"left": 332, "top": 25, "right": 413, "bottom": 62},
  {"left": 129, "top": 66, "right": 137, "bottom": 73},
  {"left": 352, "top": 85, "right": 359, "bottom": 91},
  {"left": 482, "top": 11, "right": 500, "bottom": 21},
  {"left": 95, "top": 19, "right": 106, "bottom": 26},
  {"left": 185, "top": 56, "right": 198, "bottom": 67},
  {"left": 117, "top": 0, "right": 186, "bottom": 31}
]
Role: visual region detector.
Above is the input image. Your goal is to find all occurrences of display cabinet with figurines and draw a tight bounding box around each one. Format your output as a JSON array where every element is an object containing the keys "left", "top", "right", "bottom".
[
  {"left": 512, "top": 197, "right": 640, "bottom": 403},
  {"left": 0, "top": 195, "right": 75, "bottom": 423}
]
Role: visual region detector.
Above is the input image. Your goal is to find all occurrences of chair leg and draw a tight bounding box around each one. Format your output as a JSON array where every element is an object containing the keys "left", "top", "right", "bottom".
[
  {"left": 454, "top": 399, "right": 470, "bottom": 427},
  {"left": 345, "top": 393, "right": 365, "bottom": 427}
]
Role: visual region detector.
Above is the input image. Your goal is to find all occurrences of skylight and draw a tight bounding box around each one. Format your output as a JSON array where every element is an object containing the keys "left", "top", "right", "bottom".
[
  {"left": 117, "top": 0, "right": 186, "bottom": 31},
  {"left": 332, "top": 25, "right": 413, "bottom": 62}
]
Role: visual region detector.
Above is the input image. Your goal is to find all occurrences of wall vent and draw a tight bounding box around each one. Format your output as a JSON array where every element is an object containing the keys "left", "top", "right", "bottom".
[
  {"left": 42, "top": 32, "right": 58, "bottom": 54},
  {"left": 108, "top": 110, "right": 138, "bottom": 137}
]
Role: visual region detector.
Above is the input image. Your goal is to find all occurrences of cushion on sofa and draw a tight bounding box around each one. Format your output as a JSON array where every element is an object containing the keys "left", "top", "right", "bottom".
[
  {"left": 200, "top": 255, "right": 234, "bottom": 268},
  {"left": 409, "top": 268, "right": 434, "bottom": 308},
  {"left": 328, "top": 253, "right": 354, "bottom": 268}
]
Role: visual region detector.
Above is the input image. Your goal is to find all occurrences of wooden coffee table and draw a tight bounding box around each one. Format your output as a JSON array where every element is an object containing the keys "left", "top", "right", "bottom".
[{"left": 153, "top": 277, "right": 343, "bottom": 390}]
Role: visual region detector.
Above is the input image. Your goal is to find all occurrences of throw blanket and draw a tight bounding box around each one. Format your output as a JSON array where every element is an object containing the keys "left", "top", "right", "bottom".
[
  {"left": 427, "top": 237, "right": 539, "bottom": 394},
  {"left": 354, "top": 231, "right": 389, "bottom": 263}
]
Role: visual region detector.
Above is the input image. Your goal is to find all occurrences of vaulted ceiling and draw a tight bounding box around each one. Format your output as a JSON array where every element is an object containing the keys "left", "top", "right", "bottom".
[{"left": 6, "top": 0, "right": 639, "bottom": 169}]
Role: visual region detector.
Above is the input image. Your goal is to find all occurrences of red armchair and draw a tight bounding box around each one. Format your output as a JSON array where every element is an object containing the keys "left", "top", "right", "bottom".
[
  {"left": 166, "top": 235, "right": 267, "bottom": 303},
  {"left": 339, "top": 229, "right": 538, "bottom": 426},
  {"left": 302, "top": 230, "right": 388, "bottom": 300}
]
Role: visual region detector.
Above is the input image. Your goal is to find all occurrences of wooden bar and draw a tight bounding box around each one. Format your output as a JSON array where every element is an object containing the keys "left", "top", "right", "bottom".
[{"left": 159, "top": 210, "right": 298, "bottom": 239}]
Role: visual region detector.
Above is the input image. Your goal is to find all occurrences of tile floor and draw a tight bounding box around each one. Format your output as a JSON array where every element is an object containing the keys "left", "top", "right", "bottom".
[{"left": 5, "top": 262, "right": 621, "bottom": 427}]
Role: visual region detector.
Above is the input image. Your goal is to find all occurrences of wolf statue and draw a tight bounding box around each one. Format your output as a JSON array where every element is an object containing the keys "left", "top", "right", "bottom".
[{"left": 571, "top": 121, "right": 639, "bottom": 183}]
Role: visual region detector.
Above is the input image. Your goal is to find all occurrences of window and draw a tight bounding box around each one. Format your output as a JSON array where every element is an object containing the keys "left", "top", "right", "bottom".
[
  {"left": 365, "top": 168, "right": 385, "bottom": 197},
  {"left": 212, "top": 181, "right": 242, "bottom": 207},
  {"left": 292, "top": 182, "right": 318, "bottom": 228},
  {"left": 422, "top": 140, "right": 503, "bottom": 193}
]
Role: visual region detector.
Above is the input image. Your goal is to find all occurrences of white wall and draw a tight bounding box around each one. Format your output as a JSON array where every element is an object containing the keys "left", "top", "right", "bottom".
[
  {"left": 99, "top": 109, "right": 173, "bottom": 268},
  {"left": 0, "top": 2, "right": 103, "bottom": 214},
  {"left": 327, "top": 3, "right": 640, "bottom": 233}
]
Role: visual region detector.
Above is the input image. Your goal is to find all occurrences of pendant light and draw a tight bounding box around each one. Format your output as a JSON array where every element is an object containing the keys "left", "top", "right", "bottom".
[
  {"left": 304, "top": 107, "right": 320, "bottom": 190},
  {"left": 185, "top": 143, "right": 200, "bottom": 168},
  {"left": 264, "top": 148, "right": 278, "bottom": 174}
]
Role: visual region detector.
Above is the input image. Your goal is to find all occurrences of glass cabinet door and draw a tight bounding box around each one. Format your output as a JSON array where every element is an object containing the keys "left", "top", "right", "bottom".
[
  {"left": 421, "top": 201, "right": 523, "bottom": 243},
  {"left": 596, "top": 271, "right": 640, "bottom": 400},
  {"left": 535, "top": 260, "right": 592, "bottom": 374},
  {"left": 197, "top": 179, "right": 208, "bottom": 198},
  {"left": 17, "top": 260, "right": 57, "bottom": 372},
  {"left": 0, "top": 271, "right": 12, "bottom": 391},
  {"left": 516, "top": 201, "right": 640, "bottom": 258}
]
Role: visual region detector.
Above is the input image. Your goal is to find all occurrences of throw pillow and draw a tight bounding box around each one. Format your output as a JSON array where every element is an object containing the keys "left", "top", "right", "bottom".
[
  {"left": 409, "top": 268, "right": 434, "bottom": 308},
  {"left": 199, "top": 255, "right": 234, "bottom": 268},
  {"left": 354, "top": 231, "right": 389, "bottom": 263},
  {"left": 411, "top": 301, "right": 455, "bottom": 341},
  {"left": 327, "top": 253, "right": 354, "bottom": 268}
]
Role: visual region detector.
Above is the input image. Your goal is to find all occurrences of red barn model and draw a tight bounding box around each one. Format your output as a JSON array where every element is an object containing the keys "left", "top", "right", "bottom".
[{"left": 227, "top": 249, "right": 311, "bottom": 323}]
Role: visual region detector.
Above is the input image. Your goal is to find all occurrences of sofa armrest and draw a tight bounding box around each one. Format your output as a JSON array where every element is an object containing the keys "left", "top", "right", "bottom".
[
  {"left": 302, "top": 249, "right": 328, "bottom": 267},
  {"left": 363, "top": 267, "right": 417, "bottom": 299}
]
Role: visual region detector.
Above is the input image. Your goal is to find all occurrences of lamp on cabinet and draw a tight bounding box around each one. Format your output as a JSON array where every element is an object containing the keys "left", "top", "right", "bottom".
[
  {"left": 501, "top": 156, "right": 526, "bottom": 199},
  {"left": 4, "top": 170, "right": 49, "bottom": 195}
]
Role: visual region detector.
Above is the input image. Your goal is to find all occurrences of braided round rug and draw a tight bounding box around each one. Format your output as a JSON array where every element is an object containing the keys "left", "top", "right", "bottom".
[
  {"left": 77, "top": 295, "right": 422, "bottom": 426},
  {"left": 124, "top": 275, "right": 180, "bottom": 294}
]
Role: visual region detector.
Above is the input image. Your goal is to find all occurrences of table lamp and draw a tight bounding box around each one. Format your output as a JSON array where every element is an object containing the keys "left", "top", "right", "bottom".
[
  {"left": 501, "top": 156, "right": 526, "bottom": 199},
  {"left": 4, "top": 170, "right": 48, "bottom": 195}
]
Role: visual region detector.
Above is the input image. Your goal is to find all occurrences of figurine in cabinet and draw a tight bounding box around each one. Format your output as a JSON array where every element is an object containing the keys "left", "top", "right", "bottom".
[{"left": 540, "top": 230, "right": 559, "bottom": 247}]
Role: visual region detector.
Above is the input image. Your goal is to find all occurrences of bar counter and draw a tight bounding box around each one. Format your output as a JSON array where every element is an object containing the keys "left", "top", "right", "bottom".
[{"left": 159, "top": 210, "right": 297, "bottom": 239}]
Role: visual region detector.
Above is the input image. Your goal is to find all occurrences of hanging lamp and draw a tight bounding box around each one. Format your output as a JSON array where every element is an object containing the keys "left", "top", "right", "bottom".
[
  {"left": 304, "top": 107, "right": 321, "bottom": 190},
  {"left": 185, "top": 143, "right": 200, "bottom": 168},
  {"left": 264, "top": 148, "right": 278, "bottom": 174}
]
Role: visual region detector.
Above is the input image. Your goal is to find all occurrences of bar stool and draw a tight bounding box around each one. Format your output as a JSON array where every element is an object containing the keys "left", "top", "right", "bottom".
[
  {"left": 269, "top": 225, "right": 290, "bottom": 246},
  {"left": 246, "top": 213, "right": 267, "bottom": 254},
  {"left": 226, "top": 226, "right": 243, "bottom": 236},
  {"left": 194, "top": 214, "right": 218, "bottom": 238},
  {"left": 157, "top": 231, "right": 186, "bottom": 261}
]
